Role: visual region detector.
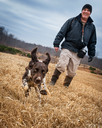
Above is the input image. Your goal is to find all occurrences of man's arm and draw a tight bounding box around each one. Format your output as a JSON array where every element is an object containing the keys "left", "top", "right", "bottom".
[
  {"left": 87, "top": 25, "right": 97, "bottom": 61},
  {"left": 53, "top": 18, "right": 72, "bottom": 48}
]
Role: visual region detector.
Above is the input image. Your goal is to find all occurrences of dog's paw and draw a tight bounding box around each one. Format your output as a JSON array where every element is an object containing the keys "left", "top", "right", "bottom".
[
  {"left": 24, "top": 85, "right": 29, "bottom": 91},
  {"left": 22, "top": 83, "right": 28, "bottom": 91},
  {"left": 25, "top": 92, "right": 29, "bottom": 97},
  {"left": 40, "top": 90, "right": 47, "bottom": 95}
]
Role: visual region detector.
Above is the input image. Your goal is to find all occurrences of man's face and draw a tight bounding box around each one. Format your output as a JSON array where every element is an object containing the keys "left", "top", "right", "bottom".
[{"left": 81, "top": 8, "right": 91, "bottom": 20}]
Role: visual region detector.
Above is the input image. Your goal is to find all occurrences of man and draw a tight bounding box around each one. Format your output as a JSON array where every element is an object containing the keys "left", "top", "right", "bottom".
[{"left": 49, "top": 4, "right": 97, "bottom": 87}]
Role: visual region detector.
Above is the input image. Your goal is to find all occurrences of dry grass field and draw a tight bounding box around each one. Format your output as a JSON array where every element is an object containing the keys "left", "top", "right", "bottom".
[{"left": 0, "top": 52, "right": 102, "bottom": 128}]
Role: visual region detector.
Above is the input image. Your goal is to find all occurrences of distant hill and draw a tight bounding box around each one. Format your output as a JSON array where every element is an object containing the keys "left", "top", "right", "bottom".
[
  {"left": 0, "top": 26, "right": 102, "bottom": 70},
  {"left": 0, "top": 45, "right": 59, "bottom": 63}
]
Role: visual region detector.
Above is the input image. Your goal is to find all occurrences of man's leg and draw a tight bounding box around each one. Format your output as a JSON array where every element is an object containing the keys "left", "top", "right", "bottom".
[
  {"left": 63, "top": 52, "right": 81, "bottom": 87},
  {"left": 49, "top": 49, "right": 70, "bottom": 86},
  {"left": 49, "top": 68, "right": 61, "bottom": 86}
]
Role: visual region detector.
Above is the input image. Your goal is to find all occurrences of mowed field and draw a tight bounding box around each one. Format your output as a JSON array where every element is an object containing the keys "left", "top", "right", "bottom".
[{"left": 0, "top": 52, "right": 102, "bottom": 128}]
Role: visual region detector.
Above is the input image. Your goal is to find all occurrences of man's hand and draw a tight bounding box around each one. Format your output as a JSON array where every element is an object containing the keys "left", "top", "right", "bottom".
[
  {"left": 88, "top": 56, "right": 93, "bottom": 62},
  {"left": 54, "top": 47, "right": 59, "bottom": 52}
]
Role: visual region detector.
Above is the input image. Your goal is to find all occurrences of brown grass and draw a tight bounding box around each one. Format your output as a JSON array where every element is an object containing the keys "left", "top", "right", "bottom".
[{"left": 0, "top": 52, "right": 102, "bottom": 128}]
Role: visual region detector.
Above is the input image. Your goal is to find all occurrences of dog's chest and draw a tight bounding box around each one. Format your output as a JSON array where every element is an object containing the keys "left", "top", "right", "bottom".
[{"left": 28, "top": 80, "right": 34, "bottom": 87}]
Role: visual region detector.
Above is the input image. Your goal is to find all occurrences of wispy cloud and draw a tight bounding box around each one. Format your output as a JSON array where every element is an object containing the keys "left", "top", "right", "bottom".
[{"left": 0, "top": 0, "right": 102, "bottom": 57}]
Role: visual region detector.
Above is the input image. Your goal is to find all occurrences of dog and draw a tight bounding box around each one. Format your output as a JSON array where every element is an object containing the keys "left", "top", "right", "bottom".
[{"left": 22, "top": 47, "right": 51, "bottom": 102}]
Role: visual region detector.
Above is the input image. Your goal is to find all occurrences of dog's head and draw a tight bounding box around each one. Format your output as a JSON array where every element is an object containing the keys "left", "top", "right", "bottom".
[{"left": 31, "top": 47, "right": 51, "bottom": 85}]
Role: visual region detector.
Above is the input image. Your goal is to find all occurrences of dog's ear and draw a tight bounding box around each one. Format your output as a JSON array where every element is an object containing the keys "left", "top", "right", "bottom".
[
  {"left": 31, "top": 47, "right": 38, "bottom": 63},
  {"left": 43, "top": 52, "right": 51, "bottom": 65},
  {"left": 29, "top": 60, "right": 34, "bottom": 68},
  {"left": 25, "top": 66, "right": 28, "bottom": 71}
]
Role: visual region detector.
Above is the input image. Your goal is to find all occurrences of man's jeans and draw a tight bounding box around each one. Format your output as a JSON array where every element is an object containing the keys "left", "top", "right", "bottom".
[{"left": 56, "top": 49, "right": 81, "bottom": 77}]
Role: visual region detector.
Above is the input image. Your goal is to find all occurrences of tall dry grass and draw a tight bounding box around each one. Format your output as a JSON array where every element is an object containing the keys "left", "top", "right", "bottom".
[{"left": 0, "top": 52, "right": 102, "bottom": 128}]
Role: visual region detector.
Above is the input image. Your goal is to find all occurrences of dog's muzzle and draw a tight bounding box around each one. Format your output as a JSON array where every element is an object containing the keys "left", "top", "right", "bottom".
[{"left": 35, "top": 76, "right": 42, "bottom": 84}]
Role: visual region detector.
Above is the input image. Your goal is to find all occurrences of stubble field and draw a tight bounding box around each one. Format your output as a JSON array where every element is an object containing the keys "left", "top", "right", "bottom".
[{"left": 0, "top": 52, "right": 102, "bottom": 128}]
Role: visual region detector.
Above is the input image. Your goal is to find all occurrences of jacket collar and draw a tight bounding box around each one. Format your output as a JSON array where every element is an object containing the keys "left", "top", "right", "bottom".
[{"left": 76, "top": 13, "right": 93, "bottom": 23}]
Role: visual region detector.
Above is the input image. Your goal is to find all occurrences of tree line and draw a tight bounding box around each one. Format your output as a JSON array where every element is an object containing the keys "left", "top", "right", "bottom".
[{"left": 0, "top": 26, "right": 102, "bottom": 70}]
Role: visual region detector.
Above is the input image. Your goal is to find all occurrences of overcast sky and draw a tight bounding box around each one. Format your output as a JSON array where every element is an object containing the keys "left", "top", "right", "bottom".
[{"left": 0, "top": 0, "right": 102, "bottom": 58}]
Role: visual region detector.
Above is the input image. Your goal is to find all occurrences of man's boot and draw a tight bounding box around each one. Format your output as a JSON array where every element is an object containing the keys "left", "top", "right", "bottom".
[
  {"left": 49, "top": 68, "right": 61, "bottom": 86},
  {"left": 63, "top": 76, "right": 73, "bottom": 87}
]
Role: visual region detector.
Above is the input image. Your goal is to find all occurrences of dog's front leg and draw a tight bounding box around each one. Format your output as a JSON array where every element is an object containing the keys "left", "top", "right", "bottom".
[
  {"left": 40, "top": 78, "right": 50, "bottom": 95},
  {"left": 22, "top": 78, "right": 29, "bottom": 96},
  {"left": 22, "top": 70, "right": 29, "bottom": 91},
  {"left": 43, "top": 77, "right": 46, "bottom": 89},
  {"left": 22, "top": 79, "right": 28, "bottom": 89},
  {"left": 40, "top": 78, "right": 47, "bottom": 95}
]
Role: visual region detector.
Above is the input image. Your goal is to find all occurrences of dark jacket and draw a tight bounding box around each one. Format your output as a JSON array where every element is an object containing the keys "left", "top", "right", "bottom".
[{"left": 53, "top": 13, "right": 97, "bottom": 57}]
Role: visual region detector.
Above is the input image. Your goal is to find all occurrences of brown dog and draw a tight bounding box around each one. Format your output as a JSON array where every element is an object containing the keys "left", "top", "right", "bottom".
[{"left": 22, "top": 47, "right": 51, "bottom": 102}]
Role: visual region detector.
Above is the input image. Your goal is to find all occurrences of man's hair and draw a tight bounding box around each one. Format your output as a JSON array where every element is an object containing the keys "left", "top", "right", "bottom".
[{"left": 82, "top": 4, "right": 92, "bottom": 13}]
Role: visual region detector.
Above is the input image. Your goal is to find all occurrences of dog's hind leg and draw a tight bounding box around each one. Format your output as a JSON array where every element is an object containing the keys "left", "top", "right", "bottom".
[{"left": 34, "top": 86, "right": 41, "bottom": 105}]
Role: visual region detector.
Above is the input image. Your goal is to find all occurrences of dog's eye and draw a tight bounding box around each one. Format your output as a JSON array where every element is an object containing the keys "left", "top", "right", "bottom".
[
  {"left": 42, "top": 70, "right": 45, "bottom": 74},
  {"left": 34, "top": 68, "right": 38, "bottom": 72},
  {"left": 29, "top": 65, "right": 32, "bottom": 68}
]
